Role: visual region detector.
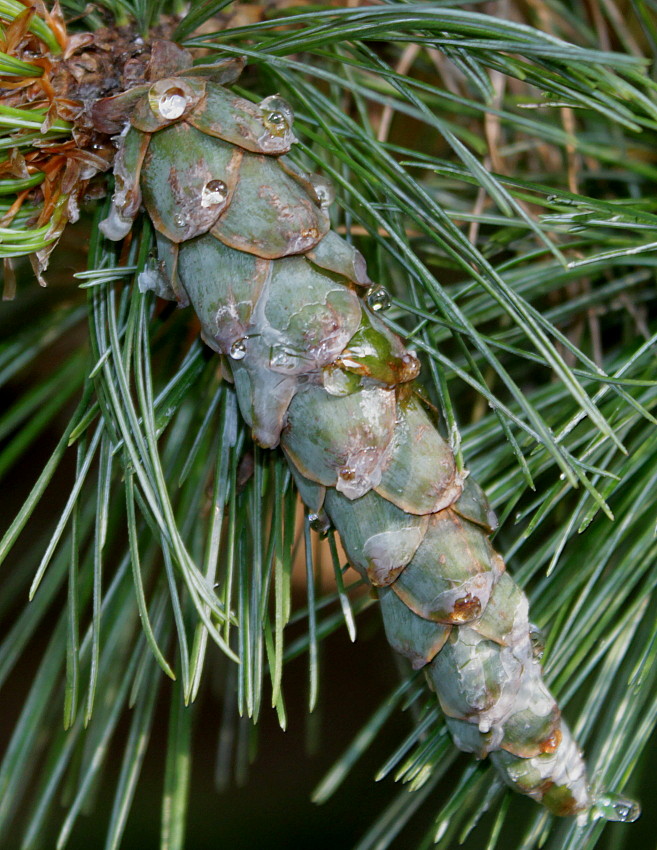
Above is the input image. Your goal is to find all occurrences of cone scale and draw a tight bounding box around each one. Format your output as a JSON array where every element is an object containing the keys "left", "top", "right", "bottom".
[{"left": 93, "top": 43, "right": 638, "bottom": 823}]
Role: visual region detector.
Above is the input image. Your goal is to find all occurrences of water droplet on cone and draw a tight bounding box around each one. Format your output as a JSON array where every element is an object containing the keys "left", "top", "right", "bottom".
[
  {"left": 259, "top": 95, "right": 294, "bottom": 136},
  {"left": 269, "top": 347, "right": 299, "bottom": 372},
  {"left": 366, "top": 285, "right": 391, "bottom": 312},
  {"left": 322, "top": 365, "right": 357, "bottom": 396},
  {"left": 150, "top": 82, "right": 189, "bottom": 120},
  {"left": 229, "top": 338, "right": 247, "bottom": 360},
  {"left": 528, "top": 623, "right": 545, "bottom": 659},
  {"left": 307, "top": 512, "right": 330, "bottom": 534},
  {"left": 201, "top": 179, "right": 228, "bottom": 207},
  {"left": 400, "top": 350, "right": 421, "bottom": 380},
  {"left": 307, "top": 174, "right": 336, "bottom": 209}
]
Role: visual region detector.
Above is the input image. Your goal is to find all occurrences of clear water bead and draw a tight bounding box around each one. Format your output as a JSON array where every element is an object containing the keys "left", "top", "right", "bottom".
[
  {"left": 173, "top": 212, "right": 187, "bottom": 228},
  {"left": 307, "top": 174, "right": 336, "bottom": 209},
  {"left": 593, "top": 792, "right": 641, "bottom": 823},
  {"left": 201, "top": 179, "right": 228, "bottom": 208},
  {"left": 401, "top": 350, "right": 420, "bottom": 379},
  {"left": 322, "top": 365, "right": 358, "bottom": 397},
  {"left": 366, "top": 285, "right": 391, "bottom": 312},
  {"left": 269, "top": 347, "right": 299, "bottom": 372},
  {"left": 528, "top": 623, "right": 545, "bottom": 659},
  {"left": 259, "top": 95, "right": 294, "bottom": 136},
  {"left": 151, "top": 84, "right": 188, "bottom": 120},
  {"left": 308, "top": 512, "right": 330, "bottom": 534},
  {"left": 229, "top": 338, "right": 247, "bottom": 360}
]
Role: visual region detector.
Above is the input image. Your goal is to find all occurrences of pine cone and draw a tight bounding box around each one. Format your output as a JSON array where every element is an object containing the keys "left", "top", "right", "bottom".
[{"left": 94, "top": 44, "right": 615, "bottom": 819}]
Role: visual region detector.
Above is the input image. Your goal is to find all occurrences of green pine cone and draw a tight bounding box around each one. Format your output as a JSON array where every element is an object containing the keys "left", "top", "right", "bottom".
[{"left": 93, "top": 42, "right": 628, "bottom": 822}]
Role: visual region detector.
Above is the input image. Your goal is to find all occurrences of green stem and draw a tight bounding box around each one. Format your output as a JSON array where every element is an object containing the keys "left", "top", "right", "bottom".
[
  {"left": 0, "top": 1, "right": 61, "bottom": 54},
  {"left": 0, "top": 52, "right": 43, "bottom": 77},
  {"left": 0, "top": 104, "right": 71, "bottom": 133}
]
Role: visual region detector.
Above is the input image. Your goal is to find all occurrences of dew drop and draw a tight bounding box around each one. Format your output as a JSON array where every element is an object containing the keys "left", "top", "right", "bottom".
[
  {"left": 528, "top": 623, "right": 545, "bottom": 659},
  {"left": 269, "top": 347, "right": 299, "bottom": 372},
  {"left": 366, "top": 285, "right": 391, "bottom": 312},
  {"left": 288, "top": 230, "right": 320, "bottom": 254},
  {"left": 307, "top": 173, "right": 336, "bottom": 209},
  {"left": 401, "top": 350, "right": 421, "bottom": 378},
  {"left": 259, "top": 94, "right": 294, "bottom": 136},
  {"left": 173, "top": 212, "right": 187, "bottom": 228},
  {"left": 268, "top": 111, "right": 286, "bottom": 128},
  {"left": 336, "top": 463, "right": 374, "bottom": 499},
  {"left": 229, "top": 338, "right": 247, "bottom": 360},
  {"left": 150, "top": 84, "right": 188, "bottom": 120},
  {"left": 538, "top": 730, "right": 561, "bottom": 754},
  {"left": 308, "top": 512, "right": 331, "bottom": 534},
  {"left": 450, "top": 594, "right": 482, "bottom": 623},
  {"left": 593, "top": 792, "right": 641, "bottom": 823},
  {"left": 322, "top": 365, "right": 358, "bottom": 396},
  {"left": 201, "top": 179, "right": 228, "bottom": 208}
]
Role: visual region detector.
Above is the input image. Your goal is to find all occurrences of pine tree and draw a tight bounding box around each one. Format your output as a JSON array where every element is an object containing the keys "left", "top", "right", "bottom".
[{"left": 0, "top": 2, "right": 655, "bottom": 848}]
